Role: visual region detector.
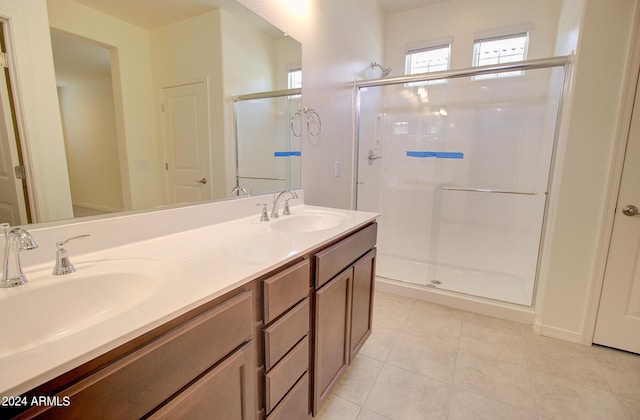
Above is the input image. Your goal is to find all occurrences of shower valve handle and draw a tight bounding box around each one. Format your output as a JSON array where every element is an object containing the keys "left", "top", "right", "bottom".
[{"left": 368, "top": 150, "right": 382, "bottom": 166}]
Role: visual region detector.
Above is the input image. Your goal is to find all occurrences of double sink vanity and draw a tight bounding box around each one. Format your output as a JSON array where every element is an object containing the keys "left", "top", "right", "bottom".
[{"left": 0, "top": 192, "right": 378, "bottom": 419}]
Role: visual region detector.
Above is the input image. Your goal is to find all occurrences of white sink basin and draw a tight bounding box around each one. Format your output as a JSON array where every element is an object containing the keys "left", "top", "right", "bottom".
[
  {"left": 270, "top": 211, "right": 346, "bottom": 232},
  {"left": 0, "top": 259, "right": 177, "bottom": 358}
]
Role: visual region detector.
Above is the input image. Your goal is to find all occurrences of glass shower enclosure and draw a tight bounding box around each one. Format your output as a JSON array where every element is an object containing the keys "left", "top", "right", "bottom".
[
  {"left": 234, "top": 89, "right": 302, "bottom": 195},
  {"left": 355, "top": 57, "right": 571, "bottom": 306}
]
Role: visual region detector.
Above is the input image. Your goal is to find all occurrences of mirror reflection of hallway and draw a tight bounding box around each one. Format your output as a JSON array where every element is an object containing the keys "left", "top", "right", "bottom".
[{"left": 51, "top": 31, "right": 124, "bottom": 218}]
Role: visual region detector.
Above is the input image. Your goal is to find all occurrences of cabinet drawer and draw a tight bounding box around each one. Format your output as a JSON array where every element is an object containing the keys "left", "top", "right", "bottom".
[
  {"left": 264, "top": 259, "right": 310, "bottom": 324},
  {"left": 315, "top": 223, "right": 377, "bottom": 289},
  {"left": 265, "top": 335, "right": 309, "bottom": 413},
  {"left": 267, "top": 373, "right": 311, "bottom": 420},
  {"left": 264, "top": 298, "right": 309, "bottom": 370},
  {"left": 149, "top": 341, "right": 255, "bottom": 419},
  {"left": 31, "top": 291, "right": 254, "bottom": 419}
]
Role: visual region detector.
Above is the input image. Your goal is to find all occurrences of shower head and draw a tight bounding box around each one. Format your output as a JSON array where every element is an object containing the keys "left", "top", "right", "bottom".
[{"left": 371, "top": 62, "right": 392, "bottom": 78}]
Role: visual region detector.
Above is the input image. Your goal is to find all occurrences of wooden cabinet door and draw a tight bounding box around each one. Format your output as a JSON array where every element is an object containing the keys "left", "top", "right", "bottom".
[
  {"left": 313, "top": 268, "right": 352, "bottom": 413},
  {"left": 150, "top": 341, "right": 255, "bottom": 419},
  {"left": 350, "top": 248, "right": 376, "bottom": 361}
]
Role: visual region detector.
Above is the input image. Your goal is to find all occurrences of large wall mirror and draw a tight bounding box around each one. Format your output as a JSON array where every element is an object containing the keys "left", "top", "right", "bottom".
[{"left": 38, "top": 0, "right": 301, "bottom": 223}]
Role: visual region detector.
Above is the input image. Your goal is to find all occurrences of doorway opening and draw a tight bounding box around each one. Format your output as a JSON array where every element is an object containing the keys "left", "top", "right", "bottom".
[
  {"left": 0, "top": 21, "right": 31, "bottom": 225},
  {"left": 50, "top": 31, "right": 124, "bottom": 218}
]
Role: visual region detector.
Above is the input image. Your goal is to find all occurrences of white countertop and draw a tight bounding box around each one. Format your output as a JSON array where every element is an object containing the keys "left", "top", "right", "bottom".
[{"left": 0, "top": 203, "right": 377, "bottom": 397}]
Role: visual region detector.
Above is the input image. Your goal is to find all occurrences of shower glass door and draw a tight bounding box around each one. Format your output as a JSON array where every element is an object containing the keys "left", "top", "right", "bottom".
[
  {"left": 235, "top": 93, "right": 302, "bottom": 195},
  {"left": 356, "top": 64, "right": 566, "bottom": 306}
]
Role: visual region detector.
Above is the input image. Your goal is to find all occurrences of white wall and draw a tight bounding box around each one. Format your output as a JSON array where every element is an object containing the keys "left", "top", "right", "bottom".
[
  {"left": 385, "top": 0, "right": 561, "bottom": 74},
  {"left": 535, "top": 0, "right": 639, "bottom": 343},
  {"left": 274, "top": 36, "right": 302, "bottom": 90},
  {"left": 48, "top": 0, "right": 164, "bottom": 211},
  {"left": 235, "top": 0, "right": 385, "bottom": 209},
  {"left": 219, "top": 8, "right": 278, "bottom": 195},
  {"left": 58, "top": 79, "right": 123, "bottom": 212}
]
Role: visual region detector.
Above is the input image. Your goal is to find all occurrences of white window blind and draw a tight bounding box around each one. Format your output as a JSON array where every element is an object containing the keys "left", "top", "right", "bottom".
[
  {"left": 288, "top": 68, "right": 302, "bottom": 89},
  {"left": 472, "top": 32, "right": 528, "bottom": 79},
  {"left": 405, "top": 43, "right": 451, "bottom": 85}
]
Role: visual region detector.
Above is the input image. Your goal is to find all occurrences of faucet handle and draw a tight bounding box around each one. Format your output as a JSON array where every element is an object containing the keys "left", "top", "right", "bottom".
[
  {"left": 56, "top": 234, "right": 90, "bottom": 248},
  {"left": 52, "top": 234, "right": 89, "bottom": 276},
  {"left": 282, "top": 191, "right": 299, "bottom": 215},
  {"left": 283, "top": 198, "right": 294, "bottom": 215},
  {"left": 257, "top": 204, "right": 270, "bottom": 222}
]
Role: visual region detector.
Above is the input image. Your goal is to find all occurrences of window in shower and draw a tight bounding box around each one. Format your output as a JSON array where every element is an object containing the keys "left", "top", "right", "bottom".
[
  {"left": 405, "top": 42, "right": 451, "bottom": 85},
  {"left": 472, "top": 32, "right": 529, "bottom": 79},
  {"left": 288, "top": 68, "right": 302, "bottom": 89}
]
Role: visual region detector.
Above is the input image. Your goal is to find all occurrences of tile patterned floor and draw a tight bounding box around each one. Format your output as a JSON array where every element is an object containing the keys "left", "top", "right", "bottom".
[{"left": 315, "top": 291, "right": 640, "bottom": 420}]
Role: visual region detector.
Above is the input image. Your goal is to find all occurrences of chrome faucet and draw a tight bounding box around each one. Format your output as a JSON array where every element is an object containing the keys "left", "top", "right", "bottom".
[
  {"left": 52, "top": 234, "right": 90, "bottom": 275},
  {"left": 270, "top": 190, "right": 298, "bottom": 218},
  {"left": 1, "top": 223, "right": 38, "bottom": 288},
  {"left": 231, "top": 186, "right": 249, "bottom": 196}
]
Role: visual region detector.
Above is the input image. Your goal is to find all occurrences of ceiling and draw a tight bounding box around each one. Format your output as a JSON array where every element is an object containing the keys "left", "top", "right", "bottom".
[
  {"left": 377, "top": 0, "right": 450, "bottom": 14},
  {"left": 73, "top": 0, "right": 282, "bottom": 35},
  {"left": 73, "top": 0, "right": 454, "bottom": 29},
  {"left": 52, "top": 0, "right": 290, "bottom": 86}
]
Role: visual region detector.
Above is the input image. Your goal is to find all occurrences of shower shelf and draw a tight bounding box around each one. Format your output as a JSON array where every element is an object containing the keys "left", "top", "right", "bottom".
[{"left": 441, "top": 186, "right": 537, "bottom": 195}]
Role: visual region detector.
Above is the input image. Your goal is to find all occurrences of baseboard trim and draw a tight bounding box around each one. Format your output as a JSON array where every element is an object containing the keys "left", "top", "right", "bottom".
[
  {"left": 532, "top": 317, "right": 584, "bottom": 344},
  {"left": 375, "top": 277, "right": 535, "bottom": 325}
]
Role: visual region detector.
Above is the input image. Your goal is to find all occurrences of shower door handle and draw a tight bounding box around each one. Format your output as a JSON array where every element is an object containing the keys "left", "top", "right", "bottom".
[
  {"left": 368, "top": 150, "right": 382, "bottom": 165},
  {"left": 622, "top": 205, "right": 639, "bottom": 216}
]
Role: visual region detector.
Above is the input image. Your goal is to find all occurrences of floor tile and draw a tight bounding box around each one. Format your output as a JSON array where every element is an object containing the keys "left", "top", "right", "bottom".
[
  {"left": 447, "top": 309, "right": 530, "bottom": 336},
  {"left": 363, "top": 364, "right": 451, "bottom": 420},
  {"left": 525, "top": 335, "right": 610, "bottom": 390},
  {"left": 402, "top": 311, "right": 462, "bottom": 347},
  {"left": 356, "top": 408, "right": 391, "bottom": 420},
  {"left": 318, "top": 291, "right": 640, "bottom": 420},
  {"left": 595, "top": 353, "right": 640, "bottom": 400},
  {"left": 617, "top": 395, "right": 640, "bottom": 420},
  {"left": 448, "top": 388, "right": 537, "bottom": 420},
  {"left": 591, "top": 345, "right": 640, "bottom": 400},
  {"left": 409, "top": 299, "right": 457, "bottom": 318},
  {"left": 359, "top": 325, "right": 399, "bottom": 362},
  {"left": 314, "top": 394, "right": 361, "bottom": 420},
  {"left": 532, "top": 371, "right": 627, "bottom": 420},
  {"left": 372, "top": 292, "right": 413, "bottom": 330},
  {"left": 454, "top": 349, "right": 536, "bottom": 410},
  {"left": 386, "top": 332, "right": 458, "bottom": 383},
  {"left": 590, "top": 345, "right": 640, "bottom": 367},
  {"left": 332, "top": 355, "right": 383, "bottom": 405},
  {"left": 459, "top": 322, "right": 527, "bottom": 366}
]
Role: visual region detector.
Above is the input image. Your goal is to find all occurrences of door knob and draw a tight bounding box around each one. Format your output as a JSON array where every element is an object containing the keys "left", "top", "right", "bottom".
[
  {"left": 622, "top": 204, "right": 639, "bottom": 216},
  {"left": 196, "top": 178, "right": 207, "bottom": 184}
]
